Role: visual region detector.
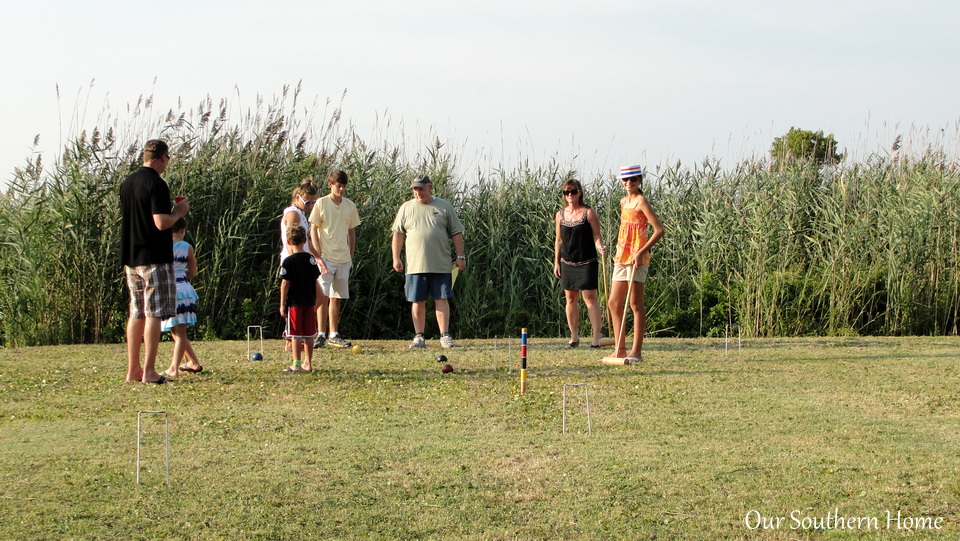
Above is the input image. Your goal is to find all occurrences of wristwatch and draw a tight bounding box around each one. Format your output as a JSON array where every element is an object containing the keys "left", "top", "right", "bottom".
[{"left": 456, "top": 255, "right": 466, "bottom": 260}]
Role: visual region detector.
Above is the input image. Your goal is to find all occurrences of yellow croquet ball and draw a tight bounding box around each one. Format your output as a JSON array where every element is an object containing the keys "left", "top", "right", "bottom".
[{"left": 352, "top": 345, "right": 363, "bottom": 354}]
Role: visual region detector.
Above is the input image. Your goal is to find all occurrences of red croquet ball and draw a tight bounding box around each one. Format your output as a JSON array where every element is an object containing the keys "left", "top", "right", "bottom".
[{"left": 441, "top": 363, "right": 453, "bottom": 374}]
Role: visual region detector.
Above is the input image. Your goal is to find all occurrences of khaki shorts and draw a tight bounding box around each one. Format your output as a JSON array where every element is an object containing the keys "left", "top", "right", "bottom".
[
  {"left": 612, "top": 264, "right": 649, "bottom": 283},
  {"left": 125, "top": 263, "right": 176, "bottom": 319},
  {"left": 319, "top": 257, "right": 352, "bottom": 299}
]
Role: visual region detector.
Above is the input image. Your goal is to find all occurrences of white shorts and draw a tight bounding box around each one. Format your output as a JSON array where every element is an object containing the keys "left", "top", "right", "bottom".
[
  {"left": 612, "top": 264, "right": 649, "bottom": 283},
  {"left": 319, "top": 257, "right": 352, "bottom": 299}
]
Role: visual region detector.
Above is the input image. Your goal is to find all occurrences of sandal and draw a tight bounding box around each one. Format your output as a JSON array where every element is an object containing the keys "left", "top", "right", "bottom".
[
  {"left": 565, "top": 341, "right": 580, "bottom": 348},
  {"left": 283, "top": 366, "right": 313, "bottom": 374},
  {"left": 589, "top": 344, "right": 602, "bottom": 349},
  {"left": 624, "top": 356, "right": 642, "bottom": 365}
]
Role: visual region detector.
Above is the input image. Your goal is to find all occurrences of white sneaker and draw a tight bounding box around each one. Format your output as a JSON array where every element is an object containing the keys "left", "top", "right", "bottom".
[
  {"left": 440, "top": 333, "right": 455, "bottom": 348},
  {"left": 327, "top": 335, "right": 352, "bottom": 348},
  {"left": 410, "top": 334, "right": 426, "bottom": 349}
]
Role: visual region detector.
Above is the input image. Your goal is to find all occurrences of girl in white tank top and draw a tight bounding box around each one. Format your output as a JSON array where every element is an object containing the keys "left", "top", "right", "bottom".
[{"left": 280, "top": 178, "right": 320, "bottom": 262}]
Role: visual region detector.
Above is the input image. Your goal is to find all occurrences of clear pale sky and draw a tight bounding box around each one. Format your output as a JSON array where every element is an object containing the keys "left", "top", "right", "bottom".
[{"left": 2, "top": 0, "right": 958, "bottom": 187}]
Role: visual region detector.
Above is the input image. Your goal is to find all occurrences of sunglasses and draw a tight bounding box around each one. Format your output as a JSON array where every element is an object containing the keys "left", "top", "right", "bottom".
[
  {"left": 622, "top": 177, "right": 641, "bottom": 183},
  {"left": 562, "top": 189, "right": 580, "bottom": 196},
  {"left": 298, "top": 195, "right": 316, "bottom": 206}
]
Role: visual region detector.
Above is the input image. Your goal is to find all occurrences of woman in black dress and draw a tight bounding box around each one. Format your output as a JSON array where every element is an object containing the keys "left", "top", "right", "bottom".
[{"left": 553, "top": 179, "right": 606, "bottom": 348}]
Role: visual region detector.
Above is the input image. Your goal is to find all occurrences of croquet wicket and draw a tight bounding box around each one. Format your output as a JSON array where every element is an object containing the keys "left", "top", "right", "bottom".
[
  {"left": 725, "top": 323, "right": 741, "bottom": 354},
  {"left": 562, "top": 383, "right": 592, "bottom": 435},
  {"left": 136, "top": 410, "right": 170, "bottom": 485},
  {"left": 247, "top": 325, "right": 264, "bottom": 360}
]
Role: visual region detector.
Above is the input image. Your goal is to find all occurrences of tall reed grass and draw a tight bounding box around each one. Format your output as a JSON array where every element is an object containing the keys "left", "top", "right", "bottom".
[{"left": 1, "top": 88, "right": 957, "bottom": 346}]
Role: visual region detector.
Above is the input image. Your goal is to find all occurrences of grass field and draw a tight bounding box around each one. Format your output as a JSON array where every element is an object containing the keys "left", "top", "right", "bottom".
[{"left": 1, "top": 336, "right": 958, "bottom": 540}]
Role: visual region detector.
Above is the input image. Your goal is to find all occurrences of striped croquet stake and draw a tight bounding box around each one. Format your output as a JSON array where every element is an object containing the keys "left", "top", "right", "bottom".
[{"left": 520, "top": 328, "right": 528, "bottom": 395}]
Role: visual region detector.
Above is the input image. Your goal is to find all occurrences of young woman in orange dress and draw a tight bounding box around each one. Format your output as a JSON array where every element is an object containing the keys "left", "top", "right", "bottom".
[{"left": 607, "top": 165, "right": 664, "bottom": 363}]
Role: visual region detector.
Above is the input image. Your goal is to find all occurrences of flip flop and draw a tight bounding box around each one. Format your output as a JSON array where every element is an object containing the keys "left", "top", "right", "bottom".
[
  {"left": 283, "top": 366, "right": 303, "bottom": 373},
  {"left": 145, "top": 374, "right": 166, "bottom": 385},
  {"left": 179, "top": 365, "right": 203, "bottom": 373},
  {"left": 624, "top": 356, "right": 642, "bottom": 365},
  {"left": 565, "top": 341, "right": 580, "bottom": 348}
]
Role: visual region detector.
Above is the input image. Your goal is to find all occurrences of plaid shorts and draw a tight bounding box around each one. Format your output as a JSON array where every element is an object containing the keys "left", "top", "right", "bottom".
[{"left": 125, "top": 264, "right": 176, "bottom": 319}]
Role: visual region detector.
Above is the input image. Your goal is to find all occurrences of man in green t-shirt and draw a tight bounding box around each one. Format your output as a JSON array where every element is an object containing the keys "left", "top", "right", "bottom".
[{"left": 391, "top": 174, "right": 466, "bottom": 349}]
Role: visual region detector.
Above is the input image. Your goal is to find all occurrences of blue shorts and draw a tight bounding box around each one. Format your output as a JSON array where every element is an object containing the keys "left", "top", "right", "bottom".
[{"left": 405, "top": 273, "right": 454, "bottom": 303}]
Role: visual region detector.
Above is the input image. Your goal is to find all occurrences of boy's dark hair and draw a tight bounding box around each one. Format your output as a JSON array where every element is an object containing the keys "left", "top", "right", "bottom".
[
  {"left": 286, "top": 224, "right": 306, "bottom": 246},
  {"left": 171, "top": 217, "right": 187, "bottom": 233},
  {"left": 327, "top": 169, "right": 348, "bottom": 185}
]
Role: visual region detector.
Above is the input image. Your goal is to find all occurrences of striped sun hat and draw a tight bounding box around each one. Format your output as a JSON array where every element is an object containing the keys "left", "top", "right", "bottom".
[{"left": 619, "top": 164, "right": 644, "bottom": 179}]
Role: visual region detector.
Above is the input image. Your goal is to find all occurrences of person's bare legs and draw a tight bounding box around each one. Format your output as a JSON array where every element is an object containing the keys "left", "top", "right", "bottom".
[
  {"left": 289, "top": 337, "right": 304, "bottom": 371},
  {"left": 302, "top": 340, "right": 314, "bottom": 371},
  {"left": 434, "top": 298, "right": 451, "bottom": 334},
  {"left": 607, "top": 281, "right": 629, "bottom": 358},
  {"left": 582, "top": 289, "right": 602, "bottom": 346},
  {"left": 627, "top": 282, "right": 646, "bottom": 360},
  {"left": 180, "top": 337, "right": 200, "bottom": 370},
  {"left": 412, "top": 301, "right": 427, "bottom": 334},
  {"left": 165, "top": 324, "right": 186, "bottom": 377},
  {"left": 316, "top": 293, "right": 329, "bottom": 336},
  {"left": 563, "top": 289, "right": 580, "bottom": 344},
  {"left": 126, "top": 316, "right": 145, "bottom": 382},
  {"left": 141, "top": 317, "right": 163, "bottom": 383},
  {"left": 166, "top": 324, "right": 200, "bottom": 376},
  {"left": 328, "top": 297, "right": 341, "bottom": 334}
]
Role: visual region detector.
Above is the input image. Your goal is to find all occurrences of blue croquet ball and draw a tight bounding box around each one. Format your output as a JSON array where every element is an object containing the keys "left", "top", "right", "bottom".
[{"left": 252, "top": 352, "right": 263, "bottom": 361}]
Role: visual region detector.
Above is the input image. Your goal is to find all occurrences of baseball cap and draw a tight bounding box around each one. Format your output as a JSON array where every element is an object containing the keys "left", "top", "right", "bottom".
[{"left": 411, "top": 174, "right": 432, "bottom": 188}]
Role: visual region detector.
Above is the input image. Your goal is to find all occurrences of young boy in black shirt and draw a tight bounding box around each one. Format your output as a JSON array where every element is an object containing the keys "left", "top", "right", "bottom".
[{"left": 279, "top": 225, "right": 322, "bottom": 372}]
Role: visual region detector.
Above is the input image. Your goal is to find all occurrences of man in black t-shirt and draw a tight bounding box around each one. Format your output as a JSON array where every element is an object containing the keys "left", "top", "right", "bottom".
[{"left": 119, "top": 139, "right": 189, "bottom": 384}]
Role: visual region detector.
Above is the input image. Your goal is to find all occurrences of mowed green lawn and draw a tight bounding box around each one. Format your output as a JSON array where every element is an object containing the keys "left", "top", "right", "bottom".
[{"left": 1, "top": 336, "right": 958, "bottom": 540}]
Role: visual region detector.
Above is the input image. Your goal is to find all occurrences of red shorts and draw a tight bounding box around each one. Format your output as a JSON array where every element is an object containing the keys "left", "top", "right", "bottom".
[{"left": 285, "top": 306, "right": 317, "bottom": 339}]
